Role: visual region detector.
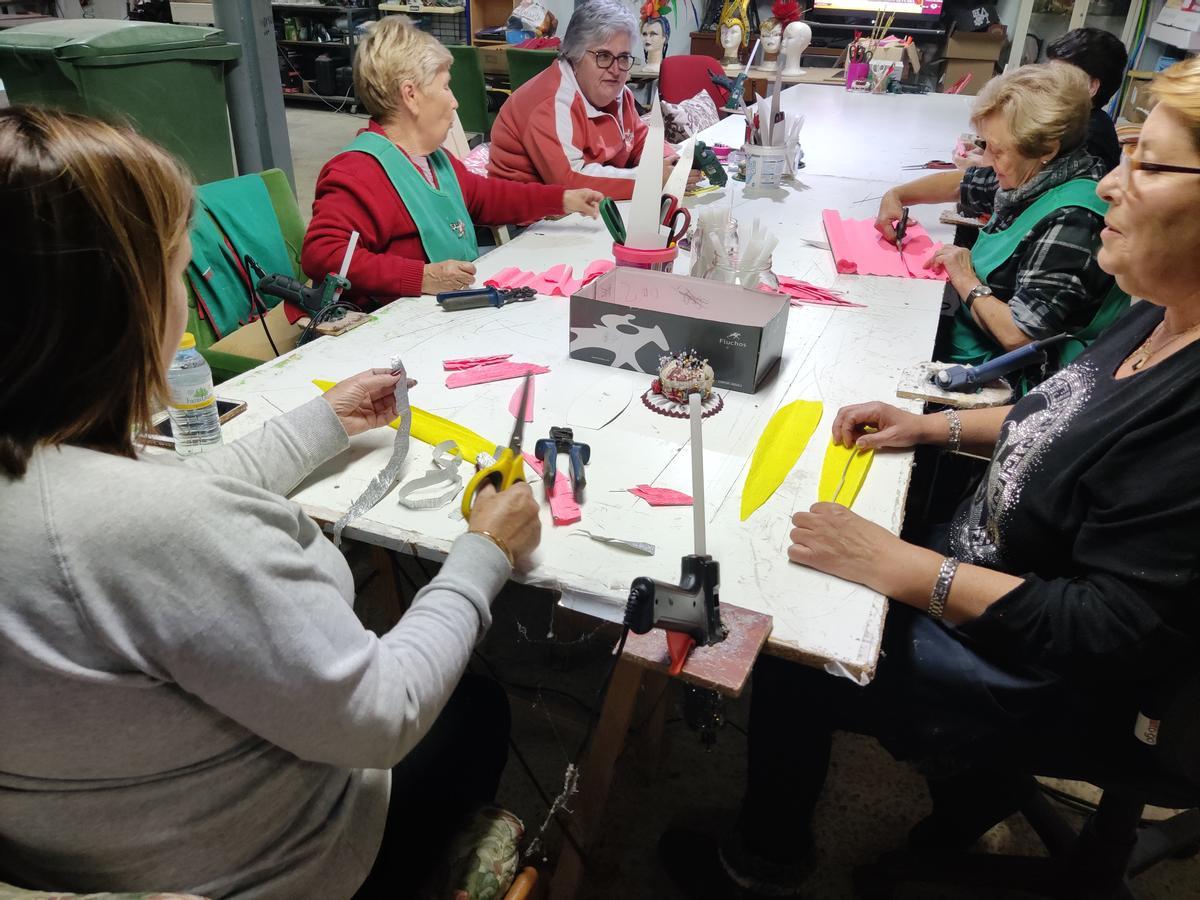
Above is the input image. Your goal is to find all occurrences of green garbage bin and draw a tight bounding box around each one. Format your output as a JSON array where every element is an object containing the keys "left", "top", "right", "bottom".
[{"left": 0, "top": 20, "right": 241, "bottom": 184}]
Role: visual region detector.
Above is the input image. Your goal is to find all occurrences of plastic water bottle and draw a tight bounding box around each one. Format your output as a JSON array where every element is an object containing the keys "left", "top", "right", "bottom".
[{"left": 166, "top": 333, "right": 223, "bottom": 456}]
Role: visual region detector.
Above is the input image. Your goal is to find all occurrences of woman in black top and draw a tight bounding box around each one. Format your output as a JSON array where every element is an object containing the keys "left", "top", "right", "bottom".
[{"left": 659, "top": 58, "right": 1200, "bottom": 898}]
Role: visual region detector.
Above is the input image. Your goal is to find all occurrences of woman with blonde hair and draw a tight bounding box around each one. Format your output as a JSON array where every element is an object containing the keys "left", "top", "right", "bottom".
[
  {"left": 662, "top": 59, "right": 1200, "bottom": 898},
  {"left": 0, "top": 106, "right": 541, "bottom": 897},
  {"left": 877, "top": 63, "right": 1125, "bottom": 387},
  {"left": 303, "top": 15, "right": 603, "bottom": 304}
]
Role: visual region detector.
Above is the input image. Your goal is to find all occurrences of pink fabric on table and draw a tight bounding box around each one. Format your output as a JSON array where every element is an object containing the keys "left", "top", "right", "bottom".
[
  {"left": 628, "top": 485, "right": 693, "bottom": 507},
  {"left": 443, "top": 354, "right": 513, "bottom": 370},
  {"left": 445, "top": 361, "right": 550, "bottom": 388},
  {"left": 484, "top": 260, "right": 616, "bottom": 296},
  {"left": 763, "top": 276, "right": 866, "bottom": 308},
  {"left": 508, "top": 376, "right": 535, "bottom": 422},
  {"left": 523, "top": 452, "right": 582, "bottom": 525},
  {"left": 821, "top": 209, "right": 946, "bottom": 280}
]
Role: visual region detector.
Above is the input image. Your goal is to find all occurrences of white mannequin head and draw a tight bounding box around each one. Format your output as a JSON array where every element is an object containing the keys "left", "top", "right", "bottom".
[
  {"left": 719, "top": 22, "right": 743, "bottom": 52},
  {"left": 641, "top": 18, "right": 667, "bottom": 66},
  {"left": 780, "top": 20, "right": 811, "bottom": 75}
]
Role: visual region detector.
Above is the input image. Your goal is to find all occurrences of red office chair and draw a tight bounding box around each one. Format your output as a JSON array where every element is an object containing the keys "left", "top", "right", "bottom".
[{"left": 659, "top": 55, "right": 729, "bottom": 108}]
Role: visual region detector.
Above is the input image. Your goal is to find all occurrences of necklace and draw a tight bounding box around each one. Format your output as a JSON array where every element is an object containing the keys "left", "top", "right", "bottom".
[{"left": 1130, "top": 318, "right": 1200, "bottom": 371}]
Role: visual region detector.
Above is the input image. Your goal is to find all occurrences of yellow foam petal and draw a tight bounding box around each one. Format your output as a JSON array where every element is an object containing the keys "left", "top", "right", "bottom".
[
  {"left": 740, "top": 399, "right": 824, "bottom": 521},
  {"left": 817, "top": 440, "right": 874, "bottom": 508},
  {"left": 312, "top": 379, "right": 496, "bottom": 462}
]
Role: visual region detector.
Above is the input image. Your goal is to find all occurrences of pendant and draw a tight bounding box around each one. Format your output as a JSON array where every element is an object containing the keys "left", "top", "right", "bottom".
[{"left": 450, "top": 220, "right": 466, "bottom": 238}]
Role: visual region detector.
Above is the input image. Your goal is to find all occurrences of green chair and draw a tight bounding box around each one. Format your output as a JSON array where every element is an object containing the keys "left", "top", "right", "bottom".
[
  {"left": 448, "top": 45, "right": 507, "bottom": 139},
  {"left": 186, "top": 167, "right": 306, "bottom": 383},
  {"left": 506, "top": 48, "right": 557, "bottom": 92}
]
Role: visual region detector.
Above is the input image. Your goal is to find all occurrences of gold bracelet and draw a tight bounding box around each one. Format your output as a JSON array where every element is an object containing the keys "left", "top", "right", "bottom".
[{"left": 472, "top": 529, "right": 515, "bottom": 568}]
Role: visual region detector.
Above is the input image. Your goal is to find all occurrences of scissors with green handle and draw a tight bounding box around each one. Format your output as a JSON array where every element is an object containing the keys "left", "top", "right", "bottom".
[{"left": 461, "top": 374, "right": 532, "bottom": 519}]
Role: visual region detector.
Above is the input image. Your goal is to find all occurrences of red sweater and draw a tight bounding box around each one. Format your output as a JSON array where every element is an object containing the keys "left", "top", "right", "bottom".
[{"left": 302, "top": 120, "right": 566, "bottom": 302}]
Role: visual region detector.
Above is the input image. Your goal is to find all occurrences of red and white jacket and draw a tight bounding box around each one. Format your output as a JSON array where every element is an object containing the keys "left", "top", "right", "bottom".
[{"left": 488, "top": 59, "right": 651, "bottom": 200}]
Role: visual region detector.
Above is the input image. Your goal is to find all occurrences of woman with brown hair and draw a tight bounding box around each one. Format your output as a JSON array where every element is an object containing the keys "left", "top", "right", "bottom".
[{"left": 0, "top": 106, "right": 540, "bottom": 898}]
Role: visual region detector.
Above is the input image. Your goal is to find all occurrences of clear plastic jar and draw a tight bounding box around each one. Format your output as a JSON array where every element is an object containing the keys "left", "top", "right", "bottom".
[{"left": 708, "top": 256, "right": 779, "bottom": 292}]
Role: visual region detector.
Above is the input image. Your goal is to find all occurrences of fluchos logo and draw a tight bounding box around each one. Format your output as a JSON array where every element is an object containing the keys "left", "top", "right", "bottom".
[{"left": 718, "top": 331, "right": 748, "bottom": 349}]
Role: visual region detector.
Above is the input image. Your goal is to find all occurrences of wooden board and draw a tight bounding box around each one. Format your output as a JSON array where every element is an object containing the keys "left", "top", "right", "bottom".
[{"left": 622, "top": 602, "right": 772, "bottom": 697}]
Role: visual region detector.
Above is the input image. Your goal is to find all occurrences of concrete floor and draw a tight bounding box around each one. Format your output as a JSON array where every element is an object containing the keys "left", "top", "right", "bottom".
[{"left": 304, "top": 103, "right": 1194, "bottom": 899}]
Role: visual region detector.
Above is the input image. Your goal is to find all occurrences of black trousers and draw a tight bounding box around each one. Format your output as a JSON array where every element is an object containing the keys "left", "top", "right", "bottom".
[
  {"left": 353, "top": 673, "right": 511, "bottom": 898},
  {"left": 737, "top": 603, "right": 1143, "bottom": 861}
]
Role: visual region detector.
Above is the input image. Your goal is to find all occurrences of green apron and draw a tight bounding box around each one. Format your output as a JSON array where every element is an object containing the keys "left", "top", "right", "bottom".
[
  {"left": 343, "top": 131, "right": 479, "bottom": 263},
  {"left": 948, "top": 178, "right": 1129, "bottom": 375}
]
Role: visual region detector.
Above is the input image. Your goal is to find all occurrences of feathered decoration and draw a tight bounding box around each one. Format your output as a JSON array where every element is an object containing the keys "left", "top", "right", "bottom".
[
  {"left": 771, "top": 0, "right": 802, "bottom": 26},
  {"left": 641, "top": 0, "right": 672, "bottom": 20}
]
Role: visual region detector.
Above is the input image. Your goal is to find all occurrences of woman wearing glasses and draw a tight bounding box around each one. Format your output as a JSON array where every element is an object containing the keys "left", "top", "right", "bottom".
[
  {"left": 876, "top": 64, "right": 1125, "bottom": 390},
  {"left": 303, "top": 16, "right": 602, "bottom": 303},
  {"left": 661, "top": 59, "right": 1200, "bottom": 898},
  {"left": 489, "top": 0, "right": 686, "bottom": 199}
]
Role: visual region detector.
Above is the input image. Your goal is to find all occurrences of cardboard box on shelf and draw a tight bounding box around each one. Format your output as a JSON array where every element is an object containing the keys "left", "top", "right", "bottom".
[
  {"left": 568, "top": 268, "right": 787, "bottom": 394},
  {"left": 1118, "top": 71, "right": 1157, "bottom": 125},
  {"left": 853, "top": 38, "right": 921, "bottom": 80},
  {"left": 941, "top": 58, "right": 997, "bottom": 95},
  {"left": 208, "top": 301, "right": 304, "bottom": 365}
]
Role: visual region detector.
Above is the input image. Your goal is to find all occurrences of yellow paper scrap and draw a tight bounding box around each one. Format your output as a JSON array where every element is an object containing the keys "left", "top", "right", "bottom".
[
  {"left": 740, "top": 399, "right": 824, "bottom": 521},
  {"left": 312, "top": 379, "right": 497, "bottom": 462},
  {"left": 817, "top": 440, "right": 874, "bottom": 508}
]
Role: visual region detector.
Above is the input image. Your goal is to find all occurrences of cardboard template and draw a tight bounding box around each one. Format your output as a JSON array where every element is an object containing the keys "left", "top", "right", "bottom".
[{"left": 568, "top": 268, "right": 788, "bottom": 393}]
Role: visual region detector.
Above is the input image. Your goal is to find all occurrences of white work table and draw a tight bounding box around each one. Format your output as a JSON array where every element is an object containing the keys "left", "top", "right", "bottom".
[{"left": 221, "top": 85, "right": 973, "bottom": 682}]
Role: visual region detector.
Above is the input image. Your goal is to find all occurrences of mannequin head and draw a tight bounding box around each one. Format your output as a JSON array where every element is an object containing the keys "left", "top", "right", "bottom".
[
  {"left": 719, "top": 22, "right": 744, "bottom": 52},
  {"left": 760, "top": 19, "right": 782, "bottom": 55},
  {"left": 780, "top": 20, "right": 811, "bottom": 74},
  {"left": 641, "top": 16, "right": 668, "bottom": 65},
  {"left": 718, "top": 0, "right": 749, "bottom": 49}
]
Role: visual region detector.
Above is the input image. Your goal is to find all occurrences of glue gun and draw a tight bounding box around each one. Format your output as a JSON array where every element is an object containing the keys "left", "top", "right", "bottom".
[
  {"left": 625, "top": 555, "right": 725, "bottom": 647},
  {"left": 245, "top": 255, "right": 350, "bottom": 318},
  {"left": 707, "top": 69, "right": 746, "bottom": 110},
  {"left": 932, "top": 333, "right": 1070, "bottom": 392},
  {"left": 694, "top": 141, "right": 728, "bottom": 187}
]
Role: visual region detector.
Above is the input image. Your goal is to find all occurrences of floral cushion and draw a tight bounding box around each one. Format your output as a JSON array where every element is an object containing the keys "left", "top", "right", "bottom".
[
  {"left": 0, "top": 885, "right": 206, "bottom": 900},
  {"left": 424, "top": 806, "right": 523, "bottom": 900},
  {"left": 661, "top": 90, "right": 720, "bottom": 144}
]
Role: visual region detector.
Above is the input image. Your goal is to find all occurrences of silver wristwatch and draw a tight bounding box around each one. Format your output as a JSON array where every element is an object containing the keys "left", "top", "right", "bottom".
[{"left": 964, "top": 283, "right": 994, "bottom": 310}]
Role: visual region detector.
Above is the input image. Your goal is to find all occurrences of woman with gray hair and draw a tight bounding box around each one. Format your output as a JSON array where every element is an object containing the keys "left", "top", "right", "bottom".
[
  {"left": 303, "top": 15, "right": 602, "bottom": 303},
  {"left": 489, "top": 0, "right": 690, "bottom": 199}
]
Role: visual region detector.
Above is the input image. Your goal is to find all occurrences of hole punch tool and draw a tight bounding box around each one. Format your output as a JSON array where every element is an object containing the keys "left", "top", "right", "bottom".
[
  {"left": 533, "top": 426, "right": 590, "bottom": 502},
  {"left": 624, "top": 392, "right": 726, "bottom": 675},
  {"left": 436, "top": 285, "right": 537, "bottom": 311}
]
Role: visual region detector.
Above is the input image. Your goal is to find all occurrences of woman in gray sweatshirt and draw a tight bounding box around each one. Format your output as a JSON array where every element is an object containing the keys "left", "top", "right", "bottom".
[{"left": 0, "top": 107, "right": 540, "bottom": 898}]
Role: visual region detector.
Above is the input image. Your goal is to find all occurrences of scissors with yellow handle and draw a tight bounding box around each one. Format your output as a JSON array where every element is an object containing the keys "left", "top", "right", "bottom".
[{"left": 461, "top": 374, "right": 531, "bottom": 520}]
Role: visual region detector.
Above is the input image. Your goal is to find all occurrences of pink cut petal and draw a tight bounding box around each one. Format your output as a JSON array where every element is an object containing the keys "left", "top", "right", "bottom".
[
  {"left": 628, "top": 485, "right": 693, "bottom": 507},
  {"left": 443, "top": 354, "right": 513, "bottom": 370},
  {"left": 445, "top": 361, "right": 551, "bottom": 389},
  {"left": 523, "top": 452, "right": 582, "bottom": 524},
  {"left": 508, "top": 376, "right": 535, "bottom": 422}
]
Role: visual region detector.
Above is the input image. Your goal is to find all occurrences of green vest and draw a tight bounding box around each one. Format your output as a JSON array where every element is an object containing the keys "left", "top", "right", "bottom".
[
  {"left": 947, "top": 177, "right": 1129, "bottom": 382},
  {"left": 343, "top": 130, "right": 480, "bottom": 263}
]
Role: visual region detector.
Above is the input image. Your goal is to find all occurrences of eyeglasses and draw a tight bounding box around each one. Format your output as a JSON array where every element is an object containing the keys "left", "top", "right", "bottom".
[
  {"left": 1119, "top": 151, "right": 1200, "bottom": 190},
  {"left": 586, "top": 49, "right": 635, "bottom": 71}
]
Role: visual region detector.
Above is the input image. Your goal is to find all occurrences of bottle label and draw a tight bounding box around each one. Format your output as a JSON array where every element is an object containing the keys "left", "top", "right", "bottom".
[{"left": 169, "top": 385, "right": 216, "bottom": 411}]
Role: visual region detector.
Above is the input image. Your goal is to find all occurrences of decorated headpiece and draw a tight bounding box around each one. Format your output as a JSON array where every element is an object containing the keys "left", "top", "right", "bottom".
[
  {"left": 640, "top": 0, "right": 672, "bottom": 21},
  {"left": 718, "top": 0, "right": 750, "bottom": 45},
  {"left": 771, "top": 0, "right": 802, "bottom": 27}
]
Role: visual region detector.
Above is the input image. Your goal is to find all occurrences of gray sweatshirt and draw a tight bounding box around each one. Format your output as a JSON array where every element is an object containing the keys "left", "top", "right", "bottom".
[{"left": 0, "top": 398, "right": 510, "bottom": 899}]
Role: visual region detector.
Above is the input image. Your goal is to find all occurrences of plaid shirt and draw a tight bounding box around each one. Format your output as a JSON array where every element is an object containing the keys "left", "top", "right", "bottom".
[{"left": 959, "top": 150, "right": 1114, "bottom": 339}]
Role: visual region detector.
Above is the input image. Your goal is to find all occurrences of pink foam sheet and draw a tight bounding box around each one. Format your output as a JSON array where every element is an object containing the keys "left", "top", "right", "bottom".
[
  {"left": 523, "top": 452, "right": 582, "bottom": 524},
  {"left": 508, "top": 376, "right": 535, "bottom": 422},
  {"left": 484, "top": 260, "right": 615, "bottom": 296},
  {"left": 443, "top": 354, "right": 513, "bottom": 370},
  {"left": 821, "top": 209, "right": 946, "bottom": 280},
  {"left": 764, "top": 276, "right": 866, "bottom": 308},
  {"left": 628, "top": 485, "right": 693, "bottom": 507},
  {"left": 445, "top": 362, "right": 550, "bottom": 389}
]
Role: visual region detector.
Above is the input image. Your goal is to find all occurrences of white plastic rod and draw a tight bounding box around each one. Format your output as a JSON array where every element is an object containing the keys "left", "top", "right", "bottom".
[
  {"left": 689, "top": 391, "right": 706, "bottom": 557},
  {"left": 337, "top": 230, "right": 360, "bottom": 281}
]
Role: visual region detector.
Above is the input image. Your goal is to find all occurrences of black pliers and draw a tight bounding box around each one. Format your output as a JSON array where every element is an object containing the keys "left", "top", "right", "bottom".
[{"left": 534, "top": 426, "right": 590, "bottom": 502}]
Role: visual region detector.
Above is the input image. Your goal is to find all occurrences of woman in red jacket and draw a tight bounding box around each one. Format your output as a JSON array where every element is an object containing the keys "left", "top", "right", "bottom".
[{"left": 302, "top": 16, "right": 602, "bottom": 305}]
